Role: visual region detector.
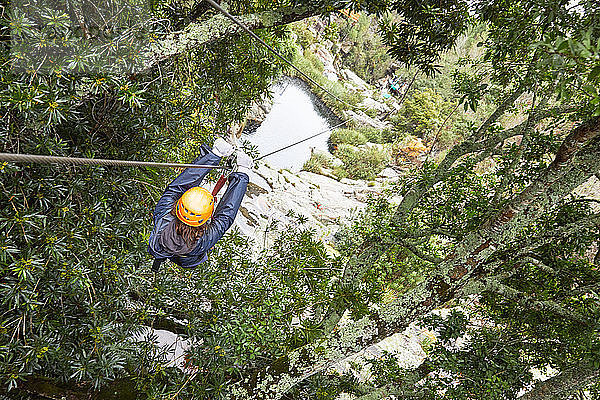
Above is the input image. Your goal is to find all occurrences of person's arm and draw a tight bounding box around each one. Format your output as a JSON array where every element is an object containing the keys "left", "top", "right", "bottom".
[
  {"left": 153, "top": 142, "right": 229, "bottom": 222},
  {"left": 188, "top": 172, "right": 249, "bottom": 254}
]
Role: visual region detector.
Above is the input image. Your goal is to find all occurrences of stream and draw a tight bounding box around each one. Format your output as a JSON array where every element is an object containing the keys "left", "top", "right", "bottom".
[{"left": 243, "top": 76, "right": 341, "bottom": 171}]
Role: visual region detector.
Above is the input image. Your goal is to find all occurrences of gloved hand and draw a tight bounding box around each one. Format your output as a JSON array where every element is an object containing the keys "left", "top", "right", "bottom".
[
  {"left": 236, "top": 150, "right": 254, "bottom": 175},
  {"left": 212, "top": 137, "right": 235, "bottom": 157}
]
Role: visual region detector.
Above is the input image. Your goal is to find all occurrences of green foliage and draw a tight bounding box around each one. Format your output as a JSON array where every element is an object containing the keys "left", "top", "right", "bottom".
[
  {"left": 452, "top": 70, "right": 488, "bottom": 112},
  {"left": 334, "top": 195, "right": 432, "bottom": 301},
  {"left": 378, "top": 0, "right": 470, "bottom": 76},
  {"left": 2, "top": 0, "right": 600, "bottom": 398},
  {"left": 0, "top": 0, "right": 297, "bottom": 394},
  {"left": 6, "top": 0, "right": 155, "bottom": 76},
  {"left": 288, "top": 22, "right": 363, "bottom": 115},
  {"left": 336, "top": 14, "right": 393, "bottom": 83},
  {"left": 478, "top": 0, "right": 600, "bottom": 116},
  {"left": 302, "top": 152, "right": 332, "bottom": 174},
  {"left": 332, "top": 144, "right": 388, "bottom": 180},
  {"left": 329, "top": 128, "right": 367, "bottom": 148},
  {"left": 292, "top": 21, "right": 317, "bottom": 49},
  {"left": 359, "top": 126, "right": 384, "bottom": 143},
  {"left": 304, "top": 49, "right": 325, "bottom": 74},
  {"left": 390, "top": 88, "right": 447, "bottom": 141}
]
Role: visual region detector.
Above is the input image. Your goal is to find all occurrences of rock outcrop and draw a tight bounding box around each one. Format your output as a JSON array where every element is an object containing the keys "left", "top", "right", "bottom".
[
  {"left": 244, "top": 97, "right": 274, "bottom": 132},
  {"left": 231, "top": 161, "right": 385, "bottom": 252}
]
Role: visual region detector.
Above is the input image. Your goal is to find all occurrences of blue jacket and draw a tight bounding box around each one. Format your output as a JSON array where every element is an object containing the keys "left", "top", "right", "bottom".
[{"left": 148, "top": 144, "right": 249, "bottom": 268}]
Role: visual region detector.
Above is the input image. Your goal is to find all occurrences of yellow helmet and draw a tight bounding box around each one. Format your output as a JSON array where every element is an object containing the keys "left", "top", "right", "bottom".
[{"left": 176, "top": 187, "right": 214, "bottom": 227}]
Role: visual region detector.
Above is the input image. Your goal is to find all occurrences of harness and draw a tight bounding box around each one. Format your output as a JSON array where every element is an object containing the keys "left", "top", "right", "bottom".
[{"left": 151, "top": 157, "right": 234, "bottom": 273}]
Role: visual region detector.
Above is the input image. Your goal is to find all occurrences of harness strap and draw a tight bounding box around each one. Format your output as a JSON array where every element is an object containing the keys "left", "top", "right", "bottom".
[
  {"left": 152, "top": 258, "right": 165, "bottom": 273},
  {"left": 212, "top": 174, "right": 228, "bottom": 196}
]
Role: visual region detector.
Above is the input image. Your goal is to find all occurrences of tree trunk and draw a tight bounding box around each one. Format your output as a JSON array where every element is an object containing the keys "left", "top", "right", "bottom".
[
  {"left": 233, "top": 117, "right": 600, "bottom": 399},
  {"left": 138, "top": 5, "right": 327, "bottom": 73},
  {"left": 520, "top": 365, "right": 599, "bottom": 400}
]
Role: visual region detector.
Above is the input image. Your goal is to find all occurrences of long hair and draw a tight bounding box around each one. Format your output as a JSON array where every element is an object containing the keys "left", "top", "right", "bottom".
[{"left": 170, "top": 204, "right": 207, "bottom": 246}]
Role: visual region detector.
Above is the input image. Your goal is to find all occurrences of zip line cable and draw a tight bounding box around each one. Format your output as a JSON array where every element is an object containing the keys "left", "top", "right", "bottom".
[
  {"left": 0, "top": 153, "right": 230, "bottom": 170},
  {"left": 257, "top": 118, "right": 350, "bottom": 160},
  {"left": 203, "top": 0, "right": 356, "bottom": 110},
  {"left": 3, "top": 3, "right": 413, "bottom": 169},
  {"left": 258, "top": 70, "right": 420, "bottom": 159}
]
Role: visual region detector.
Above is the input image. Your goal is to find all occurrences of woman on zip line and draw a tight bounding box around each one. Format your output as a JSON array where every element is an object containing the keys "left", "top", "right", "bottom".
[{"left": 148, "top": 138, "right": 253, "bottom": 269}]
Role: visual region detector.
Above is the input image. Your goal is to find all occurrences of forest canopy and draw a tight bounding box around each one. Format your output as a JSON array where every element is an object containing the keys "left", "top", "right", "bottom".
[{"left": 1, "top": 0, "right": 600, "bottom": 399}]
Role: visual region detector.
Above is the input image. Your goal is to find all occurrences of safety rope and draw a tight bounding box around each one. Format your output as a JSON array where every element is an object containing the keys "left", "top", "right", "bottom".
[
  {"left": 257, "top": 118, "right": 350, "bottom": 160},
  {"left": 1, "top": 4, "right": 415, "bottom": 169},
  {"left": 257, "top": 71, "right": 419, "bottom": 159},
  {"left": 0, "top": 153, "right": 230, "bottom": 170},
  {"left": 204, "top": 0, "right": 356, "bottom": 110}
]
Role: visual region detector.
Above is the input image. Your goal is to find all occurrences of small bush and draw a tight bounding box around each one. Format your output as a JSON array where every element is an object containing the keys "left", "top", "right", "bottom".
[
  {"left": 303, "top": 152, "right": 332, "bottom": 174},
  {"left": 359, "top": 126, "right": 383, "bottom": 143},
  {"left": 304, "top": 50, "right": 324, "bottom": 73},
  {"left": 333, "top": 144, "right": 389, "bottom": 180},
  {"left": 391, "top": 135, "right": 429, "bottom": 165},
  {"left": 329, "top": 128, "right": 368, "bottom": 148},
  {"left": 291, "top": 22, "right": 317, "bottom": 48},
  {"left": 389, "top": 88, "right": 447, "bottom": 142}
]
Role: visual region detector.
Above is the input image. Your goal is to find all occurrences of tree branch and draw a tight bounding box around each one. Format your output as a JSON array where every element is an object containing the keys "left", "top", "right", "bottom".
[
  {"left": 236, "top": 118, "right": 600, "bottom": 399},
  {"left": 393, "top": 84, "right": 527, "bottom": 222},
  {"left": 398, "top": 238, "right": 443, "bottom": 264},
  {"left": 464, "top": 277, "right": 590, "bottom": 324},
  {"left": 138, "top": 5, "right": 326, "bottom": 72},
  {"left": 520, "top": 364, "right": 599, "bottom": 400},
  {"left": 354, "top": 364, "right": 431, "bottom": 400},
  {"left": 490, "top": 90, "right": 540, "bottom": 206},
  {"left": 516, "top": 213, "right": 600, "bottom": 257}
]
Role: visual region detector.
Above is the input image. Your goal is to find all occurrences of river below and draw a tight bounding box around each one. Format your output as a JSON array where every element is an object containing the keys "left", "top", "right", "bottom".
[{"left": 243, "top": 76, "right": 341, "bottom": 171}]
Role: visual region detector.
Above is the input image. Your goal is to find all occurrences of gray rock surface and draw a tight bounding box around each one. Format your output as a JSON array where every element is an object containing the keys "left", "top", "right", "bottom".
[
  {"left": 230, "top": 162, "right": 384, "bottom": 251},
  {"left": 311, "top": 44, "right": 339, "bottom": 82},
  {"left": 341, "top": 68, "right": 369, "bottom": 91},
  {"left": 343, "top": 110, "right": 391, "bottom": 130},
  {"left": 360, "top": 97, "right": 391, "bottom": 113},
  {"left": 378, "top": 167, "right": 400, "bottom": 178},
  {"left": 246, "top": 97, "right": 273, "bottom": 125},
  {"left": 132, "top": 328, "right": 192, "bottom": 371}
]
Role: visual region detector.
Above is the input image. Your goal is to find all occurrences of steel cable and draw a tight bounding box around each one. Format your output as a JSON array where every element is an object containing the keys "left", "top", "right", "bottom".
[
  {"left": 256, "top": 118, "right": 350, "bottom": 160},
  {"left": 0, "top": 153, "right": 230, "bottom": 170},
  {"left": 204, "top": 0, "right": 357, "bottom": 110}
]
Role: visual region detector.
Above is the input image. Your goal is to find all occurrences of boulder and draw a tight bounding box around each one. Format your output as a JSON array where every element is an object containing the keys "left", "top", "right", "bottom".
[
  {"left": 311, "top": 44, "right": 339, "bottom": 82},
  {"left": 330, "top": 156, "right": 344, "bottom": 167},
  {"left": 343, "top": 82, "right": 359, "bottom": 92},
  {"left": 312, "top": 44, "right": 335, "bottom": 67},
  {"left": 324, "top": 69, "right": 339, "bottom": 82},
  {"left": 232, "top": 161, "right": 412, "bottom": 257},
  {"left": 246, "top": 97, "right": 273, "bottom": 124},
  {"left": 360, "top": 97, "right": 391, "bottom": 113},
  {"left": 341, "top": 69, "right": 369, "bottom": 91},
  {"left": 132, "top": 328, "right": 192, "bottom": 371},
  {"left": 344, "top": 110, "right": 390, "bottom": 130},
  {"left": 378, "top": 167, "right": 400, "bottom": 178}
]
